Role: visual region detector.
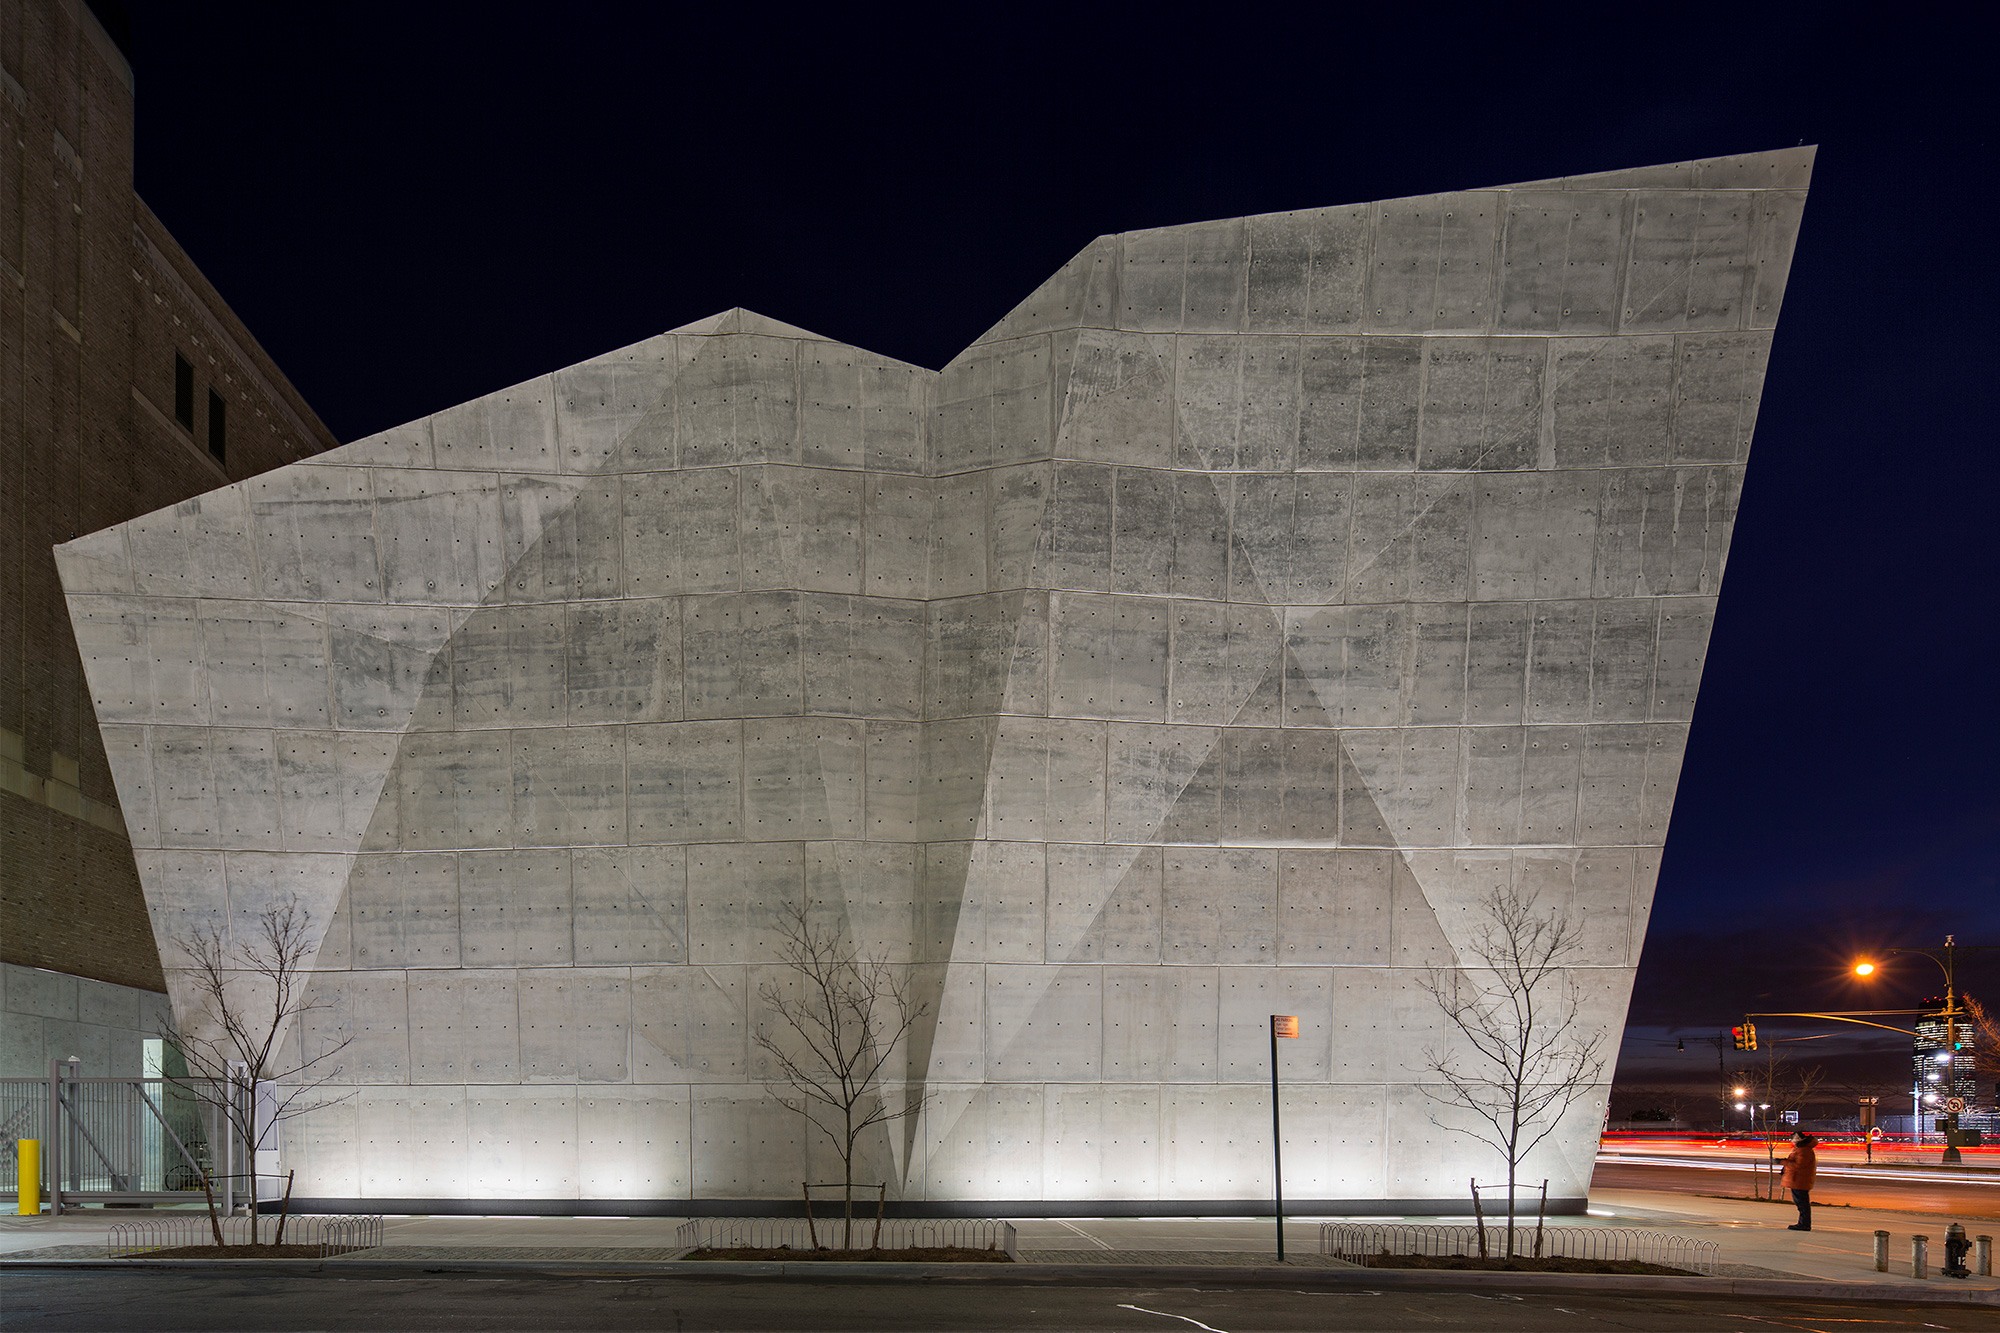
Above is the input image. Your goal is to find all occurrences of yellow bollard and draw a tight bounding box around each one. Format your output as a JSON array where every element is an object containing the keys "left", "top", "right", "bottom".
[{"left": 16, "top": 1140, "right": 40, "bottom": 1215}]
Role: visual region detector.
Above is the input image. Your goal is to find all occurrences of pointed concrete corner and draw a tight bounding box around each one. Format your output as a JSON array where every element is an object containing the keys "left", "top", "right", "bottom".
[{"left": 54, "top": 151, "right": 1813, "bottom": 1215}]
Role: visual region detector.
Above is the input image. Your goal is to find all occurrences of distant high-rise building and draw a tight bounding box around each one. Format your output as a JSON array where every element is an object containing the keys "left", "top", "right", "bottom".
[
  {"left": 1913, "top": 1002, "right": 1979, "bottom": 1108},
  {"left": 1, "top": 0, "right": 337, "bottom": 1074}
]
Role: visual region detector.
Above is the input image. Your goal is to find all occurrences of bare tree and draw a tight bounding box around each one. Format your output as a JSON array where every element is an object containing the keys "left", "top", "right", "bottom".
[
  {"left": 1417, "top": 887, "right": 1607, "bottom": 1257},
  {"left": 753, "top": 899, "right": 928, "bottom": 1249},
  {"left": 166, "top": 896, "right": 349, "bottom": 1247},
  {"left": 1734, "top": 1045, "right": 1828, "bottom": 1130},
  {"left": 1963, "top": 994, "right": 1999, "bottom": 1105}
]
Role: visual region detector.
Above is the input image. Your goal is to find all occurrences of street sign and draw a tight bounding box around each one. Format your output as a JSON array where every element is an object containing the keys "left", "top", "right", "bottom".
[
  {"left": 1272, "top": 1015, "right": 1298, "bottom": 1039},
  {"left": 1947, "top": 1097, "right": 1967, "bottom": 1113}
]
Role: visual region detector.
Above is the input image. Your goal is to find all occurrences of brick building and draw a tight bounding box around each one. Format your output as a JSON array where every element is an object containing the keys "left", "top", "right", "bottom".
[{"left": 1, "top": 0, "right": 336, "bottom": 1072}]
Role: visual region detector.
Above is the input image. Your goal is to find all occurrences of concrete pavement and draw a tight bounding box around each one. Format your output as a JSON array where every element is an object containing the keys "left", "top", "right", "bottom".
[{"left": 5, "top": 1188, "right": 2000, "bottom": 1303}]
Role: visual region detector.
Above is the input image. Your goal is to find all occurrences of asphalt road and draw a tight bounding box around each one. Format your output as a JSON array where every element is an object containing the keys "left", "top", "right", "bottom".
[
  {"left": 2, "top": 1272, "right": 1998, "bottom": 1333},
  {"left": 1593, "top": 1157, "right": 2000, "bottom": 1219}
]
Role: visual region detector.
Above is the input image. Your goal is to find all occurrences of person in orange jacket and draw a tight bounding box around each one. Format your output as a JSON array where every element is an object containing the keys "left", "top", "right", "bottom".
[{"left": 1780, "top": 1131, "right": 1818, "bottom": 1230}]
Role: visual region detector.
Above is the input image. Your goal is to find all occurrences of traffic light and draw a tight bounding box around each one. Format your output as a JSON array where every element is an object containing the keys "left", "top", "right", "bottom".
[{"left": 1731, "top": 1024, "right": 1758, "bottom": 1050}]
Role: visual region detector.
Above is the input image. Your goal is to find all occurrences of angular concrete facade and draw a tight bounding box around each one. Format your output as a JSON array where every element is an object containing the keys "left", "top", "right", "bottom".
[{"left": 55, "top": 149, "right": 1812, "bottom": 1212}]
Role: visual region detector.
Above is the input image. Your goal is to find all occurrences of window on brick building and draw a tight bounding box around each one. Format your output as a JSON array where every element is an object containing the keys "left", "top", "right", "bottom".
[
  {"left": 174, "top": 353, "right": 195, "bottom": 429},
  {"left": 207, "top": 390, "right": 227, "bottom": 464}
]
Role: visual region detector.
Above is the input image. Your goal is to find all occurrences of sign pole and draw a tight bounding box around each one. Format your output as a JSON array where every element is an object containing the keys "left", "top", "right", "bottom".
[{"left": 1270, "top": 1015, "right": 1297, "bottom": 1262}]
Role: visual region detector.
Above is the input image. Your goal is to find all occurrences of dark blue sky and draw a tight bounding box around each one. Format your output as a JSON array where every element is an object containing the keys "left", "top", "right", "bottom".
[{"left": 103, "top": 6, "right": 1998, "bottom": 1092}]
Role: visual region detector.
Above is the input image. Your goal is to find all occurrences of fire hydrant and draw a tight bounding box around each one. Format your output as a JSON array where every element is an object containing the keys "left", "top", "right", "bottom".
[{"left": 1944, "top": 1223, "right": 1972, "bottom": 1279}]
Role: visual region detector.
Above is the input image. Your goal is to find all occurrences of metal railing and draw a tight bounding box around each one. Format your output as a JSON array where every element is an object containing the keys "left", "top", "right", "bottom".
[
  {"left": 107, "top": 1214, "right": 383, "bottom": 1258},
  {"left": 1320, "top": 1223, "right": 1721, "bottom": 1276},
  {"left": 5, "top": 1067, "right": 252, "bottom": 1211},
  {"left": 676, "top": 1217, "right": 1017, "bottom": 1257}
]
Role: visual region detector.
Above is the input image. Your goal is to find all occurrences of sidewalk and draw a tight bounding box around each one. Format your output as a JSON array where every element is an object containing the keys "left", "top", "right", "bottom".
[{"left": 4, "top": 1190, "right": 1998, "bottom": 1302}]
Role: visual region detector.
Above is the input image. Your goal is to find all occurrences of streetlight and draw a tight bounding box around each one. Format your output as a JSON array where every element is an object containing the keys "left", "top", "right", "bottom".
[{"left": 1854, "top": 940, "right": 1974, "bottom": 1163}]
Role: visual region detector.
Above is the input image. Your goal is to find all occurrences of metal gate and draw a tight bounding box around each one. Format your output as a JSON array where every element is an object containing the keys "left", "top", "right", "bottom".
[{"left": 1, "top": 1059, "right": 255, "bottom": 1213}]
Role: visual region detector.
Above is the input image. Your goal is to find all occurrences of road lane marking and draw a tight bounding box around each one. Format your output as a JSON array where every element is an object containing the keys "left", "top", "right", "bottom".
[{"left": 1118, "top": 1302, "right": 1231, "bottom": 1331}]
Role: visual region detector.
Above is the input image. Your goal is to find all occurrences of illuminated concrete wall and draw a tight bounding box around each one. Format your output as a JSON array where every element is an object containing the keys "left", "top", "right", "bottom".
[{"left": 55, "top": 149, "right": 1812, "bottom": 1211}]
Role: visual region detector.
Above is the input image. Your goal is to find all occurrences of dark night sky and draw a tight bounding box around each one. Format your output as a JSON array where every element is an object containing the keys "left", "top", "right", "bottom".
[{"left": 97, "top": 7, "right": 1998, "bottom": 1096}]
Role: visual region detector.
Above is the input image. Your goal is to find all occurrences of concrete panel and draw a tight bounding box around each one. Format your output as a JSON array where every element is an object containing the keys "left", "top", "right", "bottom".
[
  {"left": 801, "top": 593, "right": 924, "bottom": 720},
  {"left": 949, "top": 842, "right": 1046, "bottom": 965},
  {"left": 327, "top": 605, "right": 458, "bottom": 732},
  {"left": 1045, "top": 845, "right": 1160, "bottom": 965},
  {"left": 354, "top": 1086, "right": 468, "bottom": 1197},
  {"left": 691, "top": 1087, "right": 806, "bottom": 1197},
  {"left": 346, "top": 852, "right": 460, "bottom": 970},
  {"left": 1101, "top": 966, "right": 1217, "bottom": 1082},
  {"left": 500, "top": 475, "right": 622, "bottom": 602},
  {"left": 1651, "top": 599, "right": 1714, "bottom": 722},
  {"left": 451, "top": 606, "right": 567, "bottom": 729},
  {"left": 1621, "top": 191, "right": 1753, "bottom": 333},
  {"left": 1340, "top": 728, "right": 1461, "bottom": 850},
  {"left": 1497, "top": 192, "right": 1629, "bottom": 335},
  {"left": 577, "top": 1087, "right": 693, "bottom": 1198},
  {"left": 931, "top": 472, "right": 992, "bottom": 590},
  {"left": 519, "top": 968, "right": 630, "bottom": 1083},
  {"left": 371, "top": 468, "right": 510, "bottom": 606},
  {"left": 563, "top": 598, "right": 680, "bottom": 724},
  {"left": 985, "top": 965, "right": 1098, "bottom": 1080},
  {"left": 466, "top": 1085, "right": 578, "bottom": 1197},
  {"left": 199, "top": 601, "right": 330, "bottom": 729},
  {"left": 1163, "top": 849, "right": 1276, "bottom": 965},
  {"left": 685, "top": 842, "right": 805, "bottom": 964},
  {"left": 383, "top": 731, "right": 512, "bottom": 851},
  {"left": 1277, "top": 850, "right": 1392, "bottom": 966},
  {"left": 675, "top": 336, "right": 799, "bottom": 468},
  {"left": 742, "top": 716, "right": 865, "bottom": 840},
  {"left": 278, "top": 731, "right": 398, "bottom": 853},
  {"left": 458, "top": 848, "right": 573, "bottom": 966},
  {"left": 1366, "top": 192, "right": 1501, "bottom": 335},
  {"left": 621, "top": 469, "right": 741, "bottom": 594},
  {"left": 510, "top": 725, "right": 624, "bottom": 845},
  {"left": 806, "top": 841, "right": 922, "bottom": 962},
  {"left": 632, "top": 965, "right": 747, "bottom": 1082},
  {"left": 1577, "top": 722, "right": 1686, "bottom": 847},
  {"left": 927, "top": 592, "right": 1029, "bottom": 720},
  {"left": 740, "top": 466, "right": 865, "bottom": 594},
  {"left": 1159, "top": 1085, "right": 1270, "bottom": 1196},
  {"left": 627, "top": 720, "right": 742, "bottom": 844},
  {"left": 552, "top": 337, "right": 675, "bottom": 473},
  {"left": 1520, "top": 727, "right": 1582, "bottom": 847},
  {"left": 1674, "top": 333, "right": 1769, "bottom": 464},
  {"left": 1168, "top": 601, "right": 1280, "bottom": 726},
  {"left": 69, "top": 596, "right": 208, "bottom": 726},
  {"left": 300, "top": 971, "right": 408, "bottom": 1084},
  {"left": 1547, "top": 336, "right": 1676, "bottom": 468},
  {"left": 407, "top": 969, "right": 519, "bottom": 1084},
  {"left": 684, "top": 593, "right": 802, "bottom": 719},
  {"left": 433, "top": 377, "right": 560, "bottom": 473},
  {"left": 1059, "top": 331, "right": 1175, "bottom": 468},
  {"left": 1526, "top": 601, "right": 1593, "bottom": 724},
  {"left": 987, "top": 463, "right": 1050, "bottom": 591},
  {"left": 1418, "top": 338, "right": 1545, "bottom": 472},
  {"left": 1749, "top": 191, "right": 1808, "bottom": 329},
  {"left": 1105, "top": 722, "right": 1220, "bottom": 846},
  {"left": 247, "top": 466, "right": 381, "bottom": 602},
  {"left": 1042, "top": 1083, "right": 1161, "bottom": 1201},
  {"left": 1217, "top": 967, "right": 1334, "bottom": 1080},
  {"left": 1464, "top": 602, "right": 1530, "bottom": 725},
  {"left": 1044, "top": 463, "right": 1113, "bottom": 591},
  {"left": 573, "top": 845, "right": 686, "bottom": 965},
  {"left": 1216, "top": 729, "right": 1339, "bottom": 844},
  {"left": 124, "top": 488, "right": 258, "bottom": 601}
]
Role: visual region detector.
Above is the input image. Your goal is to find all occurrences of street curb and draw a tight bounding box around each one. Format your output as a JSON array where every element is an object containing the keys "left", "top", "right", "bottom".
[{"left": 5, "top": 1257, "right": 2000, "bottom": 1305}]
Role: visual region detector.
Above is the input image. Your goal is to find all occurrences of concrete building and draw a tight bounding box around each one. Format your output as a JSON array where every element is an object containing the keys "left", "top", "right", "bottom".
[
  {"left": 55, "top": 148, "right": 1813, "bottom": 1212},
  {"left": 1, "top": 0, "right": 338, "bottom": 1077}
]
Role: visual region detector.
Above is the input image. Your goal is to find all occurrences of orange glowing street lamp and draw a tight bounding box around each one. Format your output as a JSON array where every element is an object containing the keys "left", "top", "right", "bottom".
[{"left": 1853, "top": 961, "right": 1877, "bottom": 977}]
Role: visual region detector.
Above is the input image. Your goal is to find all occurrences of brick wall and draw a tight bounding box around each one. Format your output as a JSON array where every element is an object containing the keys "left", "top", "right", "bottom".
[{"left": 0, "top": 0, "right": 338, "bottom": 992}]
